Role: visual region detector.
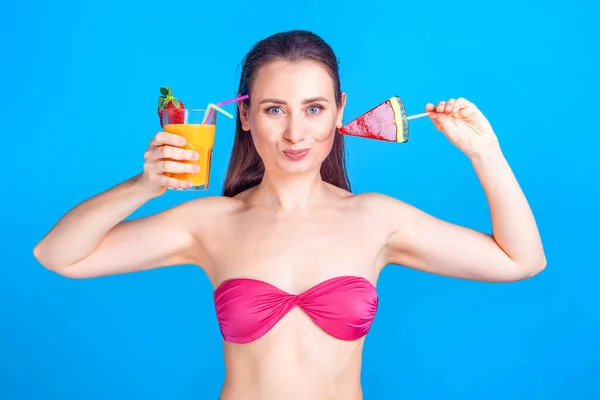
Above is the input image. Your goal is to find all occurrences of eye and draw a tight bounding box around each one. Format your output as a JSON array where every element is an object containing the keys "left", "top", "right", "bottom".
[
  {"left": 307, "top": 105, "right": 323, "bottom": 115},
  {"left": 267, "top": 107, "right": 283, "bottom": 115}
]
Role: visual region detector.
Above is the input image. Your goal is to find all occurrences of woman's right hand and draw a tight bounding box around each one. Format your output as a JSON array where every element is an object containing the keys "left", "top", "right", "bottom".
[{"left": 138, "top": 131, "right": 200, "bottom": 196}]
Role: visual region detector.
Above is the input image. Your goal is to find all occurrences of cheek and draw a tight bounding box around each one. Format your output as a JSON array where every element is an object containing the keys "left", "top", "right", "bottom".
[
  {"left": 308, "top": 117, "right": 337, "bottom": 161},
  {"left": 311, "top": 114, "right": 338, "bottom": 143},
  {"left": 253, "top": 118, "right": 282, "bottom": 143},
  {"left": 323, "top": 129, "right": 336, "bottom": 155},
  {"left": 249, "top": 116, "right": 282, "bottom": 158}
]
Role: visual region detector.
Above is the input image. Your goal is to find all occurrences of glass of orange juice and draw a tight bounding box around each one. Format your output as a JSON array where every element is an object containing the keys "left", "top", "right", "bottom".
[{"left": 162, "top": 108, "right": 216, "bottom": 191}]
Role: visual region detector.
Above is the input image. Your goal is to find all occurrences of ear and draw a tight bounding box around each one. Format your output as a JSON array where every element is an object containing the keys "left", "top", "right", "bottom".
[
  {"left": 336, "top": 92, "right": 347, "bottom": 129},
  {"left": 238, "top": 100, "right": 251, "bottom": 131}
]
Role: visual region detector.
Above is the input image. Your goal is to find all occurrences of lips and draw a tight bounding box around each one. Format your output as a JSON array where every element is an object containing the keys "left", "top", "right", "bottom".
[{"left": 283, "top": 148, "right": 310, "bottom": 160}]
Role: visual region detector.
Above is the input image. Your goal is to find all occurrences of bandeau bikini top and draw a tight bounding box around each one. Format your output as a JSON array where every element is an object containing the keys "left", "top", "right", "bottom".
[{"left": 213, "top": 275, "right": 379, "bottom": 344}]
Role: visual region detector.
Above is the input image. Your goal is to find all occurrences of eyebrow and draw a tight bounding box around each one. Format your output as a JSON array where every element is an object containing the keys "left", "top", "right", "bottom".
[{"left": 258, "top": 96, "right": 329, "bottom": 105}]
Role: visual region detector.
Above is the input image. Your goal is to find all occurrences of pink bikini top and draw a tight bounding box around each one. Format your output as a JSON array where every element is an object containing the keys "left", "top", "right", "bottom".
[{"left": 213, "top": 275, "right": 379, "bottom": 344}]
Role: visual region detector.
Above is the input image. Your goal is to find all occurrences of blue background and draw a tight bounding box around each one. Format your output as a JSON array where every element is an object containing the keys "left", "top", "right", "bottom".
[{"left": 3, "top": 0, "right": 598, "bottom": 398}]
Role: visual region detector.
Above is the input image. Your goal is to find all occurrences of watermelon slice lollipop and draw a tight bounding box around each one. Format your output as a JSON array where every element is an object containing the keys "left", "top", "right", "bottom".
[{"left": 339, "top": 96, "right": 428, "bottom": 143}]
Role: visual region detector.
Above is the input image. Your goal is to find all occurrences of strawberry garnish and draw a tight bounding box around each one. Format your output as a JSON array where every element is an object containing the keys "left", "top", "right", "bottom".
[{"left": 158, "top": 86, "right": 185, "bottom": 126}]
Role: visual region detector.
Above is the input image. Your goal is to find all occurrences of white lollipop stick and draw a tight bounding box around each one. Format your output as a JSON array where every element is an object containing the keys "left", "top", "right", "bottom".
[
  {"left": 380, "top": 112, "right": 430, "bottom": 126},
  {"left": 406, "top": 112, "right": 430, "bottom": 120}
]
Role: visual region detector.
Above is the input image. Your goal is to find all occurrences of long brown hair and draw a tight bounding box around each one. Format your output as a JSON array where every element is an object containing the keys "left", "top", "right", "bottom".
[{"left": 222, "top": 30, "right": 351, "bottom": 197}]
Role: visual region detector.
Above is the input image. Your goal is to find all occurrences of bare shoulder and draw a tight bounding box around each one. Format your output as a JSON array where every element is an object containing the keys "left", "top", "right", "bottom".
[
  {"left": 176, "top": 195, "right": 246, "bottom": 230},
  {"left": 345, "top": 191, "right": 429, "bottom": 243},
  {"left": 350, "top": 191, "right": 401, "bottom": 206},
  {"left": 345, "top": 191, "right": 413, "bottom": 217}
]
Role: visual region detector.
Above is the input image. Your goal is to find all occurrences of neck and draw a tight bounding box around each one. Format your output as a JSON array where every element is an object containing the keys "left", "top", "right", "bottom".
[{"left": 255, "top": 169, "right": 327, "bottom": 211}]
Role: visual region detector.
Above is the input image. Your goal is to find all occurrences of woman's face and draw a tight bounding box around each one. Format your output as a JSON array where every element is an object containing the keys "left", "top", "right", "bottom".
[{"left": 239, "top": 59, "right": 346, "bottom": 177}]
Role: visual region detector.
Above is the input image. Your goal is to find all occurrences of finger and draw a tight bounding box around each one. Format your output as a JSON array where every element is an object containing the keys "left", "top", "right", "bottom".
[
  {"left": 155, "top": 160, "right": 200, "bottom": 174},
  {"left": 433, "top": 113, "right": 457, "bottom": 134},
  {"left": 430, "top": 117, "right": 451, "bottom": 134},
  {"left": 159, "top": 175, "right": 193, "bottom": 189},
  {"left": 430, "top": 118, "right": 444, "bottom": 131},
  {"left": 152, "top": 132, "right": 186, "bottom": 147},
  {"left": 452, "top": 98, "right": 476, "bottom": 118},
  {"left": 457, "top": 99, "right": 479, "bottom": 118},
  {"left": 453, "top": 97, "right": 467, "bottom": 113},
  {"left": 450, "top": 98, "right": 465, "bottom": 116},
  {"left": 436, "top": 101, "right": 446, "bottom": 113},
  {"left": 445, "top": 98, "right": 456, "bottom": 113},
  {"left": 459, "top": 105, "right": 478, "bottom": 118},
  {"left": 148, "top": 145, "right": 199, "bottom": 161},
  {"left": 455, "top": 97, "right": 468, "bottom": 106},
  {"left": 427, "top": 102, "right": 442, "bottom": 119}
]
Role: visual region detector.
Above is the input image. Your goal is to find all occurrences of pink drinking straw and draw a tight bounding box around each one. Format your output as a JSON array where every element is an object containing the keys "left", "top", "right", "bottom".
[{"left": 203, "top": 94, "right": 249, "bottom": 124}]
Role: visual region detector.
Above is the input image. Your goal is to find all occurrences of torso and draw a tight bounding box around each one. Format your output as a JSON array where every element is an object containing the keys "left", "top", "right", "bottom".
[{"left": 189, "top": 185, "right": 392, "bottom": 400}]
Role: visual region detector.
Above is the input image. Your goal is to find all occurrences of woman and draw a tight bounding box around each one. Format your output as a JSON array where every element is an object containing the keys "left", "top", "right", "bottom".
[{"left": 34, "top": 30, "right": 546, "bottom": 399}]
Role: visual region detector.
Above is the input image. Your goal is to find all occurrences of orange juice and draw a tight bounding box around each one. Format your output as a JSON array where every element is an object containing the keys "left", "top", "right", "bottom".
[{"left": 163, "top": 123, "right": 215, "bottom": 189}]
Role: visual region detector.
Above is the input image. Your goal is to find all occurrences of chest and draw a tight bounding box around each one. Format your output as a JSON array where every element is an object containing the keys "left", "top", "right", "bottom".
[{"left": 206, "top": 207, "right": 384, "bottom": 291}]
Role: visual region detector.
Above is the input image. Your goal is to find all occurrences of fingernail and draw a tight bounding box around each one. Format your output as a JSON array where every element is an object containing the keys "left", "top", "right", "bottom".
[
  {"left": 192, "top": 165, "right": 200, "bottom": 171},
  {"left": 179, "top": 138, "right": 186, "bottom": 145},
  {"left": 192, "top": 152, "right": 199, "bottom": 159}
]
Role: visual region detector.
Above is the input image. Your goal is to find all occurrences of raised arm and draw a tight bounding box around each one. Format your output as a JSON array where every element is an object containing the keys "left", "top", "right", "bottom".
[
  {"left": 34, "top": 130, "right": 210, "bottom": 279},
  {"left": 377, "top": 98, "right": 546, "bottom": 282}
]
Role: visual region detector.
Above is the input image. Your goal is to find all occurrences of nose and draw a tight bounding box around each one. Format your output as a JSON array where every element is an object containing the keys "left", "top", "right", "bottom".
[{"left": 283, "top": 115, "right": 307, "bottom": 144}]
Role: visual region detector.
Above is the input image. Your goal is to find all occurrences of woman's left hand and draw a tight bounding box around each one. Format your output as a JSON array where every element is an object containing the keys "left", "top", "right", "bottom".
[{"left": 426, "top": 98, "right": 500, "bottom": 158}]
